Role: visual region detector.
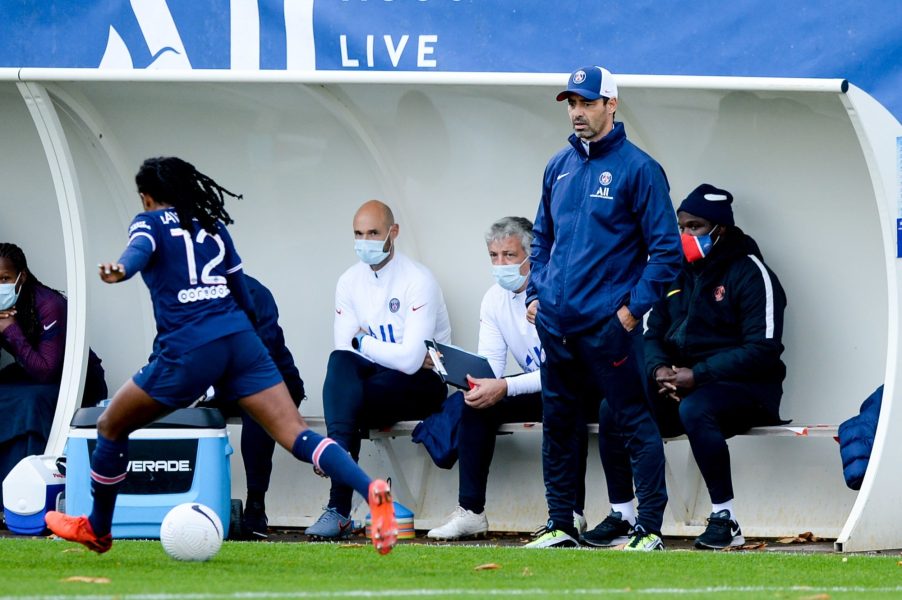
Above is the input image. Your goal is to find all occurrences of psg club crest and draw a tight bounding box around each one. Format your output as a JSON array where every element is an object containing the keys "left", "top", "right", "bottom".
[
  {"left": 713, "top": 285, "right": 726, "bottom": 302},
  {"left": 573, "top": 70, "right": 586, "bottom": 84},
  {"left": 600, "top": 171, "right": 612, "bottom": 185},
  {"left": 389, "top": 298, "right": 400, "bottom": 313}
]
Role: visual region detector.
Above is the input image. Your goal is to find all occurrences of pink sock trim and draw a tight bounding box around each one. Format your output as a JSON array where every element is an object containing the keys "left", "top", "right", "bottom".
[
  {"left": 311, "top": 438, "right": 337, "bottom": 471},
  {"left": 91, "top": 470, "right": 126, "bottom": 485}
]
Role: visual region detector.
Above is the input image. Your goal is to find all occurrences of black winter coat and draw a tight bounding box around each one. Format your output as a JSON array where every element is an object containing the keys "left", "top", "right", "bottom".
[{"left": 644, "top": 227, "right": 787, "bottom": 414}]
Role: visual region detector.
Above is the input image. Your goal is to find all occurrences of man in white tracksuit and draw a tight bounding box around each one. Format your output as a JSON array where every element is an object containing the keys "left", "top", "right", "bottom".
[
  {"left": 427, "top": 217, "right": 593, "bottom": 540},
  {"left": 307, "top": 199, "right": 453, "bottom": 539}
]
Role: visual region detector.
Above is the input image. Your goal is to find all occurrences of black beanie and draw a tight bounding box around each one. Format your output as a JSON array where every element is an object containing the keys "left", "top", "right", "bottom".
[{"left": 677, "top": 184, "right": 734, "bottom": 226}]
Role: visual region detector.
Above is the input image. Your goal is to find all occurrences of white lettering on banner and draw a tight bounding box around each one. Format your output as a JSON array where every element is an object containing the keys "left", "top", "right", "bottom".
[
  {"left": 418, "top": 34, "right": 438, "bottom": 67},
  {"left": 385, "top": 35, "right": 409, "bottom": 66},
  {"left": 340, "top": 35, "right": 359, "bottom": 67},
  {"left": 339, "top": 34, "right": 438, "bottom": 68},
  {"left": 128, "top": 460, "right": 191, "bottom": 473}
]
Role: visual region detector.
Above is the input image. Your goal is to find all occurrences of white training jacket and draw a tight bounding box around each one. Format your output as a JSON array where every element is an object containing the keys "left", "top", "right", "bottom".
[
  {"left": 334, "top": 251, "right": 452, "bottom": 375},
  {"left": 477, "top": 284, "right": 543, "bottom": 396}
]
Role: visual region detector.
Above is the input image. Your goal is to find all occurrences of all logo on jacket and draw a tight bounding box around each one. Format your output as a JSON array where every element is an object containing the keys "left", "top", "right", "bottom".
[{"left": 590, "top": 171, "right": 615, "bottom": 200}]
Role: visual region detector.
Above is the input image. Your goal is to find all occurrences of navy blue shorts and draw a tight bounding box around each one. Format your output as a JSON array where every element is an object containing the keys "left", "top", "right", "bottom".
[{"left": 132, "top": 330, "right": 283, "bottom": 408}]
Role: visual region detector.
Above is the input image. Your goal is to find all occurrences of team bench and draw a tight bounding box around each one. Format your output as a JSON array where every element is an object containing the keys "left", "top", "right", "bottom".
[
  {"left": 227, "top": 415, "right": 838, "bottom": 440},
  {"left": 256, "top": 416, "right": 837, "bottom": 528}
]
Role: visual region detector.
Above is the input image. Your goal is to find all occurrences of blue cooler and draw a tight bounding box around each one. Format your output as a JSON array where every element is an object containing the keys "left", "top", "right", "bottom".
[
  {"left": 65, "top": 407, "right": 233, "bottom": 539},
  {"left": 2, "top": 455, "right": 66, "bottom": 534}
]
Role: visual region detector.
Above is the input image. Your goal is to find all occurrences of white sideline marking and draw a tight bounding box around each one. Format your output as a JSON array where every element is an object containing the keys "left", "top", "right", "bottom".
[{"left": 6, "top": 587, "right": 902, "bottom": 599}]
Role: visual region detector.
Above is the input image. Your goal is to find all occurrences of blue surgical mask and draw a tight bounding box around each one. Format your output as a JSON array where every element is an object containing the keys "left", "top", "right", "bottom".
[
  {"left": 492, "top": 259, "right": 528, "bottom": 292},
  {"left": 354, "top": 233, "right": 391, "bottom": 265},
  {"left": 0, "top": 272, "right": 22, "bottom": 310}
]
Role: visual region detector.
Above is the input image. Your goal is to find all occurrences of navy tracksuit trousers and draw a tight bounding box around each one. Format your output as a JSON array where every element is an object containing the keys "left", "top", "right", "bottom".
[
  {"left": 600, "top": 380, "right": 781, "bottom": 505},
  {"left": 537, "top": 315, "right": 667, "bottom": 536},
  {"left": 456, "top": 391, "right": 598, "bottom": 515},
  {"left": 322, "top": 350, "right": 446, "bottom": 516},
  {"left": 458, "top": 392, "right": 543, "bottom": 514}
]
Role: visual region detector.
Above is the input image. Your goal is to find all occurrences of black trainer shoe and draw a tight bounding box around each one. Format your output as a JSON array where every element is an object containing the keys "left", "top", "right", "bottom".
[
  {"left": 242, "top": 500, "right": 269, "bottom": 540},
  {"left": 694, "top": 509, "right": 744, "bottom": 549},
  {"left": 581, "top": 510, "right": 633, "bottom": 547}
]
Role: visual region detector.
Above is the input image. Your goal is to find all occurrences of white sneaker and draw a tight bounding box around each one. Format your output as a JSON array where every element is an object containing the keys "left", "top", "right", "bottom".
[
  {"left": 427, "top": 506, "right": 489, "bottom": 540},
  {"left": 573, "top": 511, "right": 588, "bottom": 535}
]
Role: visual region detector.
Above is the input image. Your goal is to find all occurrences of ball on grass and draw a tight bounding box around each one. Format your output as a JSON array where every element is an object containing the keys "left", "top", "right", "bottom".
[{"left": 160, "top": 503, "right": 223, "bottom": 562}]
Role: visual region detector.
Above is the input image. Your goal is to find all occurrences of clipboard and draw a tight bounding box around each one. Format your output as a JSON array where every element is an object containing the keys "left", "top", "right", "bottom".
[{"left": 425, "top": 340, "right": 496, "bottom": 390}]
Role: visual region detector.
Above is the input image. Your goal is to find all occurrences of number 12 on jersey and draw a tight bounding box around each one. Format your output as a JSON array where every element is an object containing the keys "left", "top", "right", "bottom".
[{"left": 170, "top": 229, "right": 227, "bottom": 285}]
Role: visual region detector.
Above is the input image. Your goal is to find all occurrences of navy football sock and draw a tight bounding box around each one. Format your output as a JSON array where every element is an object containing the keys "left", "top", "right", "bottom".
[
  {"left": 87, "top": 434, "right": 129, "bottom": 537},
  {"left": 292, "top": 430, "right": 371, "bottom": 500}
]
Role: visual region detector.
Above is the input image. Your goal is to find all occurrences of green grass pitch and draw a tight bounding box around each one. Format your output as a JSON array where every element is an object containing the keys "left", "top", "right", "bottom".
[{"left": 1, "top": 537, "right": 901, "bottom": 599}]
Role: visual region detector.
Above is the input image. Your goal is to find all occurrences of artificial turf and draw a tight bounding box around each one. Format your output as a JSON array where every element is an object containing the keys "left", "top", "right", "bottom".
[{"left": 1, "top": 537, "right": 901, "bottom": 599}]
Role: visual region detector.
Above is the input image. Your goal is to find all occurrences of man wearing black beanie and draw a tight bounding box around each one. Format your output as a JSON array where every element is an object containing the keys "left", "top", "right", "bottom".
[{"left": 587, "top": 183, "right": 788, "bottom": 550}]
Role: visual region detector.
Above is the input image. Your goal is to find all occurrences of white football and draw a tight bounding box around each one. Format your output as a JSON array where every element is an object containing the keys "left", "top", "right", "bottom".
[{"left": 160, "top": 503, "right": 223, "bottom": 562}]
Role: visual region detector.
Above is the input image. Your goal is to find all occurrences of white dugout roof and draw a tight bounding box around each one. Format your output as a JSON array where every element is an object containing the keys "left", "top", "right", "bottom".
[{"left": 1, "top": 69, "right": 900, "bottom": 552}]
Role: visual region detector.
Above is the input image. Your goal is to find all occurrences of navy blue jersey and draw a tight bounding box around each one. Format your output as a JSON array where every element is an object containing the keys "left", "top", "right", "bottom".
[{"left": 118, "top": 209, "right": 253, "bottom": 354}]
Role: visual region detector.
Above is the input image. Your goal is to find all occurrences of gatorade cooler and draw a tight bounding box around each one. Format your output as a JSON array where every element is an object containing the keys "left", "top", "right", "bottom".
[
  {"left": 65, "top": 407, "right": 232, "bottom": 539},
  {"left": 2, "top": 455, "right": 66, "bottom": 534},
  {"left": 366, "top": 501, "right": 415, "bottom": 540}
]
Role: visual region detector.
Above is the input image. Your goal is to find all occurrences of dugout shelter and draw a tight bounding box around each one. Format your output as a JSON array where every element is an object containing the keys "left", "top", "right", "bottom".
[{"left": 0, "top": 69, "right": 900, "bottom": 552}]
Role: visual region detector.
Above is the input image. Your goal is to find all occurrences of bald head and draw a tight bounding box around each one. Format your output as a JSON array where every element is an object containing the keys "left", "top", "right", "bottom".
[
  {"left": 354, "top": 200, "right": 394, "bottom": 230},
  {"left": 353, "top": 200, "right": 399, "bottom": 269}
]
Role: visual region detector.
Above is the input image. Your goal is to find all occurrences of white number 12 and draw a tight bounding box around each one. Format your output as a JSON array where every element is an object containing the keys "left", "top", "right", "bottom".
[{"left": 170, "top": 229, "right": 226, "bottom": 285}]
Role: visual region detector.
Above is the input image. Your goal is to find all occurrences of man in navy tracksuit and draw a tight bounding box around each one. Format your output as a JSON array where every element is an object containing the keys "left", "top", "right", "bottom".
[
  {"left": 525, "top": 66, "right": 681, "bottom": 549},
  {"left": 636, "top": 184, "right": 786, "bottom": 550}
]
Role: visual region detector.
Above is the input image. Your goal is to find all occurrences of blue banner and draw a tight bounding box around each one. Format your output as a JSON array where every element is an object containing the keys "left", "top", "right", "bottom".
[{"left": 1, "top": 1, "right": 900, "bottom": 120}]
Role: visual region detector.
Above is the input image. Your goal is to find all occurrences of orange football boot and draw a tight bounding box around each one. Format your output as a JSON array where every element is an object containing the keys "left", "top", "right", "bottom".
[
  {"left": 45, "top": 511, "right": 112, "bottom": 553},
  {"left": 367, "top": 479, "right": 398, "bottom": 555}
]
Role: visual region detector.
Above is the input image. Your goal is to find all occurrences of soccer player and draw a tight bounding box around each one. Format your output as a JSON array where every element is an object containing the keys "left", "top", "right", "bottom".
[{"left": 44, "top": 157, "right": 397, "bottom": 555}]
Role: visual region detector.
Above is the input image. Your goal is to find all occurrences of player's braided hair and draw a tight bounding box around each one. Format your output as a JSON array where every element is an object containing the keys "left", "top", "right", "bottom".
[
  {"left": 135, "top": 157, "right": 241, "bottom": 234},
  {"left": 0, "top": 242, "right": 61, "bottom": 347}
]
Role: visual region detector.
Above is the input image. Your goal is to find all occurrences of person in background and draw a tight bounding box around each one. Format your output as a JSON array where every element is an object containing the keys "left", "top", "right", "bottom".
[
  {"left": 307, "top": 199, "right": 452, "bottom": 540},
  {"left": 200, "top": 273, "right": 306, "bottom": 539},
  {"left": 592, "top": 184, "right": 787, "bottom": 550},
  {"left": 526, "top": 65, "right": 681, "bottom": 550},
  {"left": 0, "top": 243, "right": 107, "bottom": 513},
  {"left": 427, "top": 217, "right": 595, "bottom": 541}
]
